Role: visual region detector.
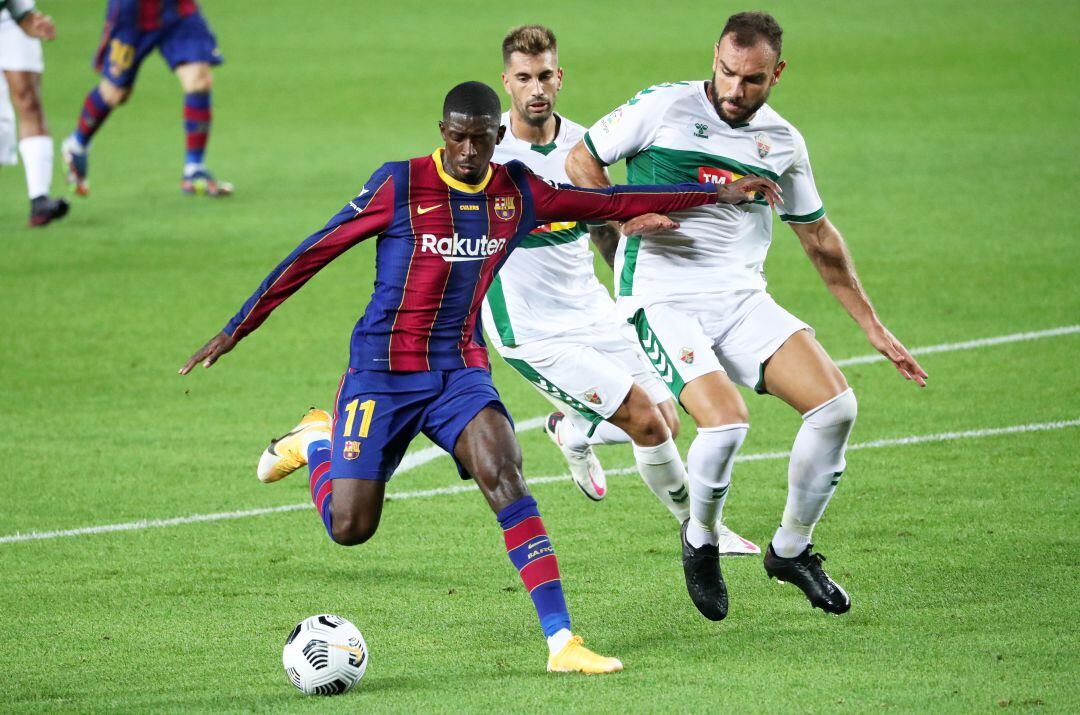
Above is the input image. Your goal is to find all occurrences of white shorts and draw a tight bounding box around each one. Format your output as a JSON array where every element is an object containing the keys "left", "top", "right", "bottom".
[
  {"left": 619, "top": 290, "right": 811, "bottom": 397},
  {"left": 0, "top": 75, "right": 14, "bottom": 165},
  {"left": 0, "top": 11, "right": 44, "bottom": 73},
  {"left": 496, "top": 314, "right": 671, "bottom": 434}
]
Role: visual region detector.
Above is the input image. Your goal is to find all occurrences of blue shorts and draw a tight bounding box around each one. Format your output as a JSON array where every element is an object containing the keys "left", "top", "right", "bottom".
[
  {"left": 93, "top": 12, "right": 222, "bottom": 88},
  {"left": 329, "top": 368, "right": 513, "bottom": 482}
]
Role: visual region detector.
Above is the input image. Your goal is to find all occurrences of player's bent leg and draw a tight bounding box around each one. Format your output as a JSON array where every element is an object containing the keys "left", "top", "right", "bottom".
[
  {"left": 3, "top": 70, "right": 67, "bottom": 226},
  {"left": 760, "top": 330, "right": 855, "bottom": 614},
  {"left": 326, "top": 478, "right": 386, "bottom": 546},
  {"left": 63, "top": 79, "right": 127, "bottom": 196},
  {"left": 606, "top": 385, "right": 690, "bottom": 521},
  {"left": 176, "top": 62, "right": 231, "bottom": 197},
  {"left": 453, "top": 407, "right": 621, "bottom": 674},
  {"left": 677, "top": 372, "right": 750, "bottom": 620}
]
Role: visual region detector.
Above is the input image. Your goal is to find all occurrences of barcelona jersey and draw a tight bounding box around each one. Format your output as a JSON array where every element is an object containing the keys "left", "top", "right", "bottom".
[{"left": 224, "top": 150, "right": 717, "bottom": 372}]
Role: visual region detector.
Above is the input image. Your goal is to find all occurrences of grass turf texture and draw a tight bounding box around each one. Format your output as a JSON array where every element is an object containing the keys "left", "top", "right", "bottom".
[{"left": 1, "top": 0, "right": 1078, "bottom": 711}]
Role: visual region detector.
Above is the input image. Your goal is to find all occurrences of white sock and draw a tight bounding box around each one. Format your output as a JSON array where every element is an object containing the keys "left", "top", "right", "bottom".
[
  {"left": 632, "top": 438, "right": 690, "bottom": 521},
  {"left": 686, "top": 424, "right": 748, "bottom": 548},
  {"left": 183, "top": 161, "right": 205, "bottom": 177},
  {"left": 19, "top": 135, "right": 53, "bottom": 199},
  {"left": 586, "top": 420, "right": 631, "bottom": 446},
  {"left": 547, "top": 627, "right": 573, "bottom": 655},
  {"left": 772, "top": 389, "right": 857, "bottom": 557},
  {"left": 556, "top": 413, "right": 591, "bottom": 452},
  {"left": 301, "top": 429, "right": 332, "bottom": 454}
]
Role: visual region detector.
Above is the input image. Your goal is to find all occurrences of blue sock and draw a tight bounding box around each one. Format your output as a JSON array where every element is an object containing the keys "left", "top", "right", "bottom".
[{"left": 498, "top": 495, "right": 571, "bottom": 637}]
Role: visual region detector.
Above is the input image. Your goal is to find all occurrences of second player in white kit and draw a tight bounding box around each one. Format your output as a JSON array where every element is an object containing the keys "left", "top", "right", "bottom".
[
  {"left": 482, "top": 25, "right": 759, "bottom": 554},
  {"left": 567, "top": 12, "right": 927, "bottom": 619}
]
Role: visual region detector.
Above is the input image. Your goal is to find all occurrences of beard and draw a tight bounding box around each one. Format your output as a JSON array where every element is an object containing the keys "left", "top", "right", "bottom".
[
  {"left": 516, "top": 96, "right": 554, "bottom": 126},
  {"left": 710, "top": 78, "right": 769, "bottom": 125}
]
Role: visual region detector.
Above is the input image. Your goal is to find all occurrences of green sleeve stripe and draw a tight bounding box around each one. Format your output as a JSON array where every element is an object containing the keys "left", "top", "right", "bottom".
[
  {"left": 582, "top": 132, "right": 610, "bottom": 167},
  {"left": 485, "top": 276, "right": 517, "bottom": 347},
  {"left": 779, "top": 206, "right": 826, "bottom": 224},
  {"left": 618, "top": 235, "right": 641, "bottom": 296}
]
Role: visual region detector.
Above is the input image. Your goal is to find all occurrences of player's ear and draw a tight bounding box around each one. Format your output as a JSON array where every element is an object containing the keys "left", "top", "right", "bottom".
[
  {"left": 772, "top": 59, "right": 787, "bottom": 85},
  {"left": 438, "top": 120, "right": 447, "bottom": 138},
  {"left": 496, "top": 125, "right": 507, "bottom": 144}
]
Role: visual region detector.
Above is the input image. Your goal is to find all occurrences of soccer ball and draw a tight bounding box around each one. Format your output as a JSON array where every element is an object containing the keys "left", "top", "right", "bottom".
[{"left": 282, "top": 614, "right": 368, "bottom": 695}]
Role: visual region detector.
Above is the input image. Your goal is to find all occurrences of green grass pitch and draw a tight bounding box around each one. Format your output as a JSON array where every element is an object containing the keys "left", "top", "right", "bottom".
[{"left": 1, "top": 0, "right": 1078, "bottom": 711}]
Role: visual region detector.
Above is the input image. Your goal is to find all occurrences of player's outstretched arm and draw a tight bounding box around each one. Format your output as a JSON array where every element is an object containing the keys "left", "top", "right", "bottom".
[
  {"left": 563, "top": 141, "right": 782, "bottom": 228},
  {"left": 790, "top": 217, "right": 928, "bottom": 387},
  {"left": 177, "top": 168, "right": 395, "bottom": 376}
]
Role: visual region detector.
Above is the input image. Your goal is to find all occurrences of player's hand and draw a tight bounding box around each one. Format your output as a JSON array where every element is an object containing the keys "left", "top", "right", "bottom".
[
  {"left": 179, "top": 331, "right": 237, "bottom": 375},
  {"left": 18, "top": 11, "right": 57, "bottom": 41},
  {"left": 621, "top": 213, "right": 680, "bottom": 236},
  {"left": 717, "top": 175, "right": 783, "bottom": 209},
  {"left": 866, "top": 322, "right": 928, "bottom": 387}
]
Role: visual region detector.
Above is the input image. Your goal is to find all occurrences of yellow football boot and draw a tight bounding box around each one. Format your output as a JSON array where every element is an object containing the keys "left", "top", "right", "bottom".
[
  {"left": 546, "top": 636, "right": 623, "bottom": 675},
  {"left": 256, "top": 408, "right": 332, "bottom": 483}
]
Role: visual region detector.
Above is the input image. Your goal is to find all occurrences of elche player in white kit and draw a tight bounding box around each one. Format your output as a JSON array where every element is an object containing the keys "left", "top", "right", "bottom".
[
  {"left": 566, "top": 12, "right": 927, "bottom": 619},
  {"left": 481, "top": 25, "right": 758, "bottom": 554},
  {"left": 0, "top": 0, "right": 69, "bottom": 227}
]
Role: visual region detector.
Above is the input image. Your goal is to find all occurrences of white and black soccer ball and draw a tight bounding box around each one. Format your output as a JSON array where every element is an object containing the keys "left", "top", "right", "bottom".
[{"left": 282, "top": 614, "right": 368, "bottom": 696}]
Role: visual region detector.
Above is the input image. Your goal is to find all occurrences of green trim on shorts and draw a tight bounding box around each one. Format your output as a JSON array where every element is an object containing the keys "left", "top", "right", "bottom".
[
  {"left": 502, "top": 357, "right": 604, "bottom": 436},
  {"left": 754, "top": 362, "right": 769, "bottom": 395},
  {"left": 630, "top": 308, "right": 687, "bottom": 400}
]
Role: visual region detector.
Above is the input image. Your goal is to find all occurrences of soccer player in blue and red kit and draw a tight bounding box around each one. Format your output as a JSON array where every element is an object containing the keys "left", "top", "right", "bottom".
[
  {"left": 61, "top": 0, "right": 232, "bottom": 197},
  {"left": 180, "top": 82, "right": 781, "bottom": 674}
]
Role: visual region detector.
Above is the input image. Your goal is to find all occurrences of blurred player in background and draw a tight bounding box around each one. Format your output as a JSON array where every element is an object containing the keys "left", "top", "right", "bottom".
[
  {"left": 567, "top": 11, "right": 927, "bottom": 620},
  {"left": 0, "top": 0, "right": 69, "bottom": 226},
  {"left": 482, "top": 25, "right": 758, "bottom": 555},
  {"left": 180, "top": 81, "right": 780, "bottom": 673},
  {"left": 61, "top": 0, "right": 232, "bottom": 197}
]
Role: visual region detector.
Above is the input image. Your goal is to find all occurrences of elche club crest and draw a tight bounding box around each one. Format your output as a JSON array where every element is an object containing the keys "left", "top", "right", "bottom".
[
  {"left": 754, "top": 132, "right": 771, "bottom": 158},
  {"left": 679, "top": 348, "right": 694, "bottom": 364},
  {"left": 494, "top": 196, "right": 516, "bottom": 221},
  {"left": 583, "top": 389, "right": 602, "bottom": 405}
]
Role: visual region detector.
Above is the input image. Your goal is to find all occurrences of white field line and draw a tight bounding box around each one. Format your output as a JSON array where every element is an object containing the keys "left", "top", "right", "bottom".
[
  {"left": 835, "top": 325, "right": 1080, "bottom": 367},
  {"left": 1, "top": 418, "right": 1076, "bottom": 546}
]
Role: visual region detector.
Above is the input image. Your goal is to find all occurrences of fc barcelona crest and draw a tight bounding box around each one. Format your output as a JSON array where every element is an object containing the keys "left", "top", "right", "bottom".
[
  {"left": 494, "top": 196, "right": 516, "bottom": 221},
  {"left": 343, "top": 440, "right": 361, "bottom": 460},
  {"left": 754, "top": 132, "right": 771, "bottom": 158}
]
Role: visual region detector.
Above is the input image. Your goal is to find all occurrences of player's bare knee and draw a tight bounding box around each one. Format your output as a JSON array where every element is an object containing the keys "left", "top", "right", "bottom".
[
  {"left": 627, "top": 409, "right": 669, "bottom": 447},
  {"left": 177, "top": 64, "right": 213, "bottom": 93},
  {"left": 98, "top": 80, "right": 130, "bottom": 106},
  {"left": 330, "top": 508, "right": 379, "bottom": 546}
]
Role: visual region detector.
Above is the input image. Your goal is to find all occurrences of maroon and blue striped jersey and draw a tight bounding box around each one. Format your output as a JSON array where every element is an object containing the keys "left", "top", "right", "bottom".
[
  {"left": 106, "top": 0, "right": 199, "bottom": 31},
  {"left": 224, "top": 149, "right": 718, "bottom": 372}
]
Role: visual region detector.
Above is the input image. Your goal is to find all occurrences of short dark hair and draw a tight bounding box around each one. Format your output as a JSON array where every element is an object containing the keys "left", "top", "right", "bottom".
[
  {"left": 443, "top": 81, "right": 501, "bottom": 121},
  {"left": 502, "top": 25, "right": 557, "bottom": 65},
  {"left": 720, "top": 11, "right": 783, "bottom": 58}
]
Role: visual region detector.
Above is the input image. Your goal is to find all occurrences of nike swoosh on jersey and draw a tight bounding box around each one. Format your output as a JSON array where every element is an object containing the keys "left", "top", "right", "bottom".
[{"left": 417, "top": 204, "right": 444, "bottom": 215}]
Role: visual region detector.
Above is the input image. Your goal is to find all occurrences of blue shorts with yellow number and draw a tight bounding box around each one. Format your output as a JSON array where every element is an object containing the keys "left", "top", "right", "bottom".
[
  {"left": 93, "top": 12, "right": 222, "bottom": 88},
  {"left": 329, "top": 368, "right": 513, "bottom": 482}
]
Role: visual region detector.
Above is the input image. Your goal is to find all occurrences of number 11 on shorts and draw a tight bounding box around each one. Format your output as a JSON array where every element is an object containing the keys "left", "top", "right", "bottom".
[{"left": 342, "top": 399, "right": 375, "bottom": 438}]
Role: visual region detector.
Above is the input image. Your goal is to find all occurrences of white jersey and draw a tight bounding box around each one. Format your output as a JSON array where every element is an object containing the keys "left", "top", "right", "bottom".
[
  {"left": 584, "top": 81, "right": 825, "bottom": 299},
  {"left": 481, "top": 112, "right": 615, "bottom": 348}
]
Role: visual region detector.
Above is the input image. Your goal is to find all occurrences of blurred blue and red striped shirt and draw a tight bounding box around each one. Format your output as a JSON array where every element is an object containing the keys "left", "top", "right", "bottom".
[
  {"left": 224, "top": 150, "right": 717, "bottom": 372},
  {"left": 106, "top": 0, "right": 199, "bottom": 31}
]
